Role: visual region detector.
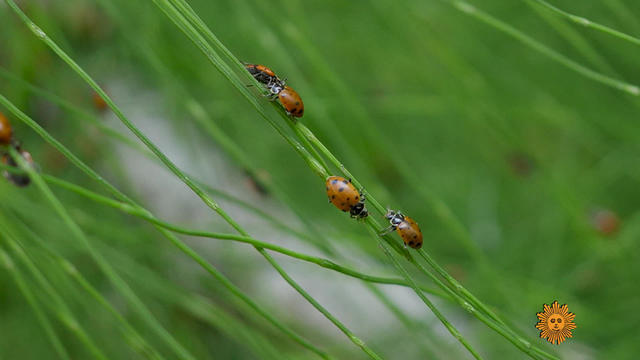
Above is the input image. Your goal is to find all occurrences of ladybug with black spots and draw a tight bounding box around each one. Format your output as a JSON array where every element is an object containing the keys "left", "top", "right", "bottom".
[
  {"left": 2, "top": 146, "right": 34, "bottom": 187},
  {"left": 325, "top": 176, "right": 368, "bottom": 219},
  {"left": 265, "top": 81, "right": 304, "bottom": 118},
  {"left": 275, "top": 85, "right": 304, "bottom": 117},
  {"left": 380, "top": 209, "right": 423, "bottom": 249},
  {"left": 0, "top": 112, "right": 13, "bottom": 146},
  {"left": 245, "top": 63, "right": 305, "bottom": 118}
]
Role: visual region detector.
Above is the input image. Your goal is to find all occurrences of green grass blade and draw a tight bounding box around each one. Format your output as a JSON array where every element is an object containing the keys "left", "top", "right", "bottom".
[
  {"left": 0, "top": 94, "right": 329, "bottom": 359},
  {"left": 527, "top": 0, "right": 640, "bottom": 47},
  {"left": 0, "top": 232, "right": 109, "bottom": 360},
  {"left": 376, "top": 234, "right": 482, "bottom": 359},
  {"left": 447, "top": 0, "right": 639, "bottom": 96},
  {"left": 0, "top": 249, "right": 72, "bottom": 360},
  {"left": 7, "top": 145, "right": 198, "bottom": 360}
]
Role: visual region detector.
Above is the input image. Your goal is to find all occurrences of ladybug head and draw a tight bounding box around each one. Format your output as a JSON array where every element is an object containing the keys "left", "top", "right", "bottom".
[
  {"left": 385, "top": 209, "right": 404, "bottom": 225},
  {"left": 266, "top": 79, "right": 285, "bottom": 95},
  {"left": 350, "top": 202, "right": 368, "bottom": 219}
]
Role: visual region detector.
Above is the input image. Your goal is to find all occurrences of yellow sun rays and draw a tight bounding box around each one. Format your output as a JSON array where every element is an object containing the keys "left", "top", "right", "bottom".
[{"left": 536, "top": 300, "right": 576, "bottom": 345}]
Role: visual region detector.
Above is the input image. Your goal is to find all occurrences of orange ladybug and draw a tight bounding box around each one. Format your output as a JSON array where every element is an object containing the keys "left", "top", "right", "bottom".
[
  {"left": 2, "top": 146, "right": 34, "bottom": 187},
  {"left": 92, "top": 92, "right": 108, "bottom": 112},
  {"left": 265, "top": 81, "right": 304, "bottom": 117},
  {"left": 381, "top": 209, "right": 423, "bottom": 249},
  {"left": 0, "top": 112, "right": 13, "bottom": 146},
  {"left": 277, "top": 85, "right": 304, "bottom": 117},
  {"left": 245, "top": 63, "right": 279, "bottom": 85},
  {"left": 325, "top": 176, "right": 367, "bottom": 218}
]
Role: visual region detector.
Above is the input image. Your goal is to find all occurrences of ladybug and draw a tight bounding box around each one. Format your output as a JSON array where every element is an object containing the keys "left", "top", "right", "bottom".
[
  {"left": 325, "top": 176, "right": 368, "bottom": 218},
  {"left": 278, "top": 86, "right": 304, "bottom": 117},
  {"left": 93, "top": 91, "right": 108, "bottom": 112},
  {"left": 380, "top": 209, "right": 423, "bottom": 249},
  {"left": 2, "top": 146, "right": 34, "bottom": 187},
  {"left": 266, "top": 81, "right": 304, "bottom": 118},
  {"left": 245, "top": 63, "right": 280, "bottom": 85},
  {"left": 0, "top": 112, "right": 13, "bottom": 146}
]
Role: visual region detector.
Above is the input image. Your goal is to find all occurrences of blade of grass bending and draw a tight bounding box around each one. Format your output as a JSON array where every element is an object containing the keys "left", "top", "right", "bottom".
[
  {"left": 292, "top": 123, "right": 554, "bottom": 359},
  {"left": 13, "top": 7, "right": 362, "bottom": 357},
  {"left": 152, "top": 0, "right": 330, "bottom": 179},
  {"left": 411, "top": 252, "right": 557, "bottom": 360},
  {"left": 0, "top": 97, "right": 329, "bottom": 360},
  {"left": 161, "top": 3, "right": 513, "bottom": 358},
  {"left": 3, "top": 213, "right": 167, "bottom": 360},
  {"left": 62, "top": 261, "right": 167, "bottom": 360},
  {"left": 0, "top": 248, "right": 71, "bottom": 360},
  {"left": 130, "top": 2, "right": 384, "bottom": 357},
  {"left": 363, "top": 283, "right": 444, "bottom": 358},
  {"left": 4, "top": 3, "right": 334, "bottom": 355},
  {"left": 159, "top": 1, "right": 572, "bottom": 358},
  {"left": 8, "top": 6, "right": 367, "bottom": 347},
  {"left": 9, "top": 209, "right": 283, "bottom": 360},
  {"left": 0, "top": 70, "right": 320, "bottom": 252},
  {"left": 35, "top": 171, "right": 447, "bottom": 299},
  {"left": 447, "top": 0, "right": 639, "bottom": 96},
  {"left": 7, "top": 145, "right": 198, "bottom": 360},
  {"left": 527, "top": 0, "right": 640, "bottom": 47},
  {"left": 0, "top": 230, "right": 109, "bottom": 360},
  {"left": 374, "top": 232, "right": 483, "bottom": 359},
  {"left": 525, "top": 1, "right": 618, "bottom": 76},
  {"left": 97, "top": 240, "right": 299, "bottom": 360},
  {"left": 3, "top": 61, "right": 440, "bottom": 352}
]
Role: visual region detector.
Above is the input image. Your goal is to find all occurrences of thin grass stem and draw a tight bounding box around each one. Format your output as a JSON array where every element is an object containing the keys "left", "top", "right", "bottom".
[
  {"left": 0, "top": 248, "right": 72, "bottom": 360},
  {"left": 527, "top": 0, "right": 640, "bottom": 47},
  {"left": 0, "top": 94, "right": 329, "bottom": 359},
  {"left": 447, "top": 0, "right": 639, "bottom": 96},
  {"left": 7, "top": 145, "right": 198, "bottom": 360}
]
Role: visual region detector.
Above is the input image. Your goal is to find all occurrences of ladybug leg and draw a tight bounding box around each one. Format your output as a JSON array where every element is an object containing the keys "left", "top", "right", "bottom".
[
  {"left": 260, "top": 91, "right": 278, "bottom": 101},
  {"left": 379, "top": 225, "right": 395, "bottom": 236}
]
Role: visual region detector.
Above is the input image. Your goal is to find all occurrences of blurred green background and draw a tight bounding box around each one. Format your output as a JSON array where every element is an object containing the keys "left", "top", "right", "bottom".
[{"left": 1, "top": 0, "right": 639, "bottom": 358}]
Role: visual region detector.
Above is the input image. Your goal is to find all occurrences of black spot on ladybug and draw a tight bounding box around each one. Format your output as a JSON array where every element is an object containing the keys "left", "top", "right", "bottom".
[
  {"left": 413, "top": 235, "right": 417, "bottom": 239},
  {"left": 355, "top": 195, "right": 359, "bottom": 201},
  {"left": 340, "top": 202, "right": 346, "bottom": 207},
  {"left": 295, "top": 101, "right": 300, "bottom": 105},
  {"left": 342, "top": 180, "right": 349, "bottom": 184},
  {"left": 331, "top": 195, "right": 336, "bottom": 199},
  {"left": 338, "top": 187, "right": 344, "bottom": 192}
]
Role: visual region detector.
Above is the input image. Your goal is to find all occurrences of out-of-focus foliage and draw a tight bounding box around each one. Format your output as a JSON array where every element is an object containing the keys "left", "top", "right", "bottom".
[{"left": 1, "top": 0, "right": 639, "bottom": 358}]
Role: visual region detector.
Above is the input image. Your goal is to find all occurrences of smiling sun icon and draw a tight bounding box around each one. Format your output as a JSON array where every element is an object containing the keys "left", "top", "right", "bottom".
[{"left": 536, "top": 301, "right": 576, "bottom": 345}]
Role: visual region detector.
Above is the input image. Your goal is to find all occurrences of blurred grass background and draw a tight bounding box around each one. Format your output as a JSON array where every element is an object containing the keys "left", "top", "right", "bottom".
[{"left": 1, "top": 0, "right": 640, "bottom": 358}]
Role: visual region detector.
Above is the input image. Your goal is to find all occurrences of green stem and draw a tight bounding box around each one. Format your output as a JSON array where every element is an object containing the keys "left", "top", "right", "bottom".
[
  {"left": 0, "top": 94, "right": 328, "bottom": 359},
  {"left": 8, "top": 145, "right": 198, "bottom": 360},
  {"left": 447, "top": 0, "right": 639, "bottom": 95},
  {"left": 33, "top": 171, "right": 444, "bottom": 299},
  {"left": 376, "top": 235, "right": 483, "bottom": 360},
  {"left": 0, "top": 248, "right": 71, "bottom": 360},
  {"left": 0, "top": 233, "right": 109, "bottom": 360},
  {"left": 527, "top": 0, "right": 640, "bottom": 47}
]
